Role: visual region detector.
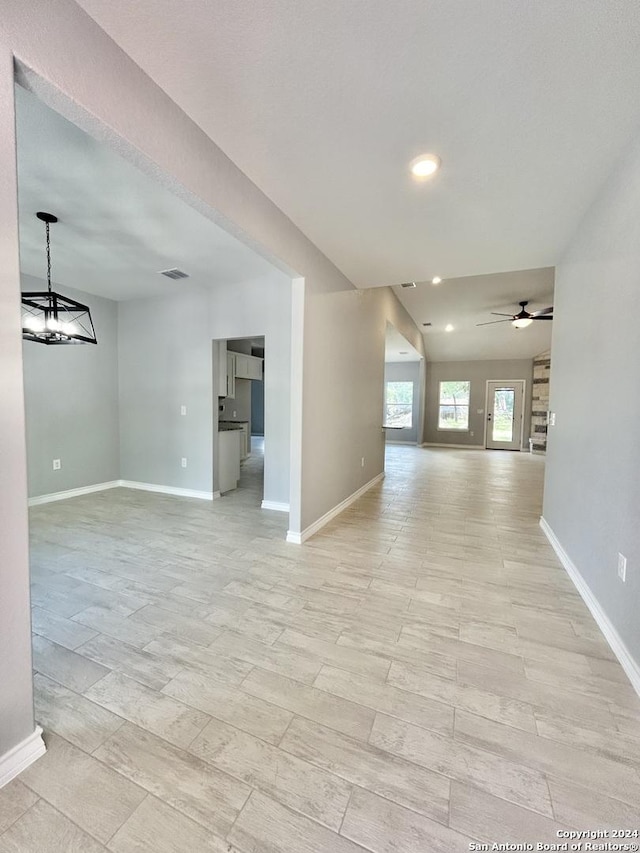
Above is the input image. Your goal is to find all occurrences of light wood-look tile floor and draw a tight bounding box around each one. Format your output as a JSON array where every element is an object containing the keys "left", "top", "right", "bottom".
[{"left": 2, "top": 444, "right": 640, "bottom": 851}]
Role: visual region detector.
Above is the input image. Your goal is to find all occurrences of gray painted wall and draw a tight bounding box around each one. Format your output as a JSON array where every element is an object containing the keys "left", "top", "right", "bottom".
[
  {"left": 22, "top": 276, "right": 119, "bottom": 497},
  {"left": 118, "top": 271, "right": 291, "bottom": 503},
  {"left": 425, "top": 359, "right": 533, "bottom": 448},
  {"left": 543, "top": 126, "right": 640, "bottom": 668},
  {"left": 384, "top": 361, "right": 421, "bottom": 444},
  {"left": 251, "top": 377, "right": 265, "bottom": 435},
  {"left": 299, "top": 285, "right": 427, "bottom": 530}
]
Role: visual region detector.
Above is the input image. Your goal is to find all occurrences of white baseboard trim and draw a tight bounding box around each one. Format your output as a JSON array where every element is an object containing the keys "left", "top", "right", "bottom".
[
  {"left": 261, "top": 500, "right": 290, "bottom": 513},
  {"left": 286, "top": 530, "right": 303, "bottom": 545},
  {"left": 119, "top": 480, "right": 215, "bottom": 501},
  {"left": 540, "top": 516, "right": 640, "bottom": 698},
  {"left": 286, "top": 472, "right": 385, "bottom": 545},
  {"left": 28, "top": 480, "right": 218, "bottom": 506},
  {"left": 0, "top": 726, "right": 45, "bottom": 789},
  {"left": 28, "top": 481, "right": 120, "bottom": 506},
  {"left": 421, "top": 442, "right": 485, "bottom": 449}
]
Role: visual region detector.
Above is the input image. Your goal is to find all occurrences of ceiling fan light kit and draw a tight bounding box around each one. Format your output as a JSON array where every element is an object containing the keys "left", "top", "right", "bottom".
[
  {"left": 476, "top": 300, "right": 553, "bottom": 329},
  {"left": 21, "top": 212, "right": 98, "bottom": 345}
]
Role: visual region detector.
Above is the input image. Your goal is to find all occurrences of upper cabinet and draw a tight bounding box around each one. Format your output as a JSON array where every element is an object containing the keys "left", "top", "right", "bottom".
[
  {"left": 216, "top": 341, "right": 263, "bottom": 399},
  {"left": 234, "top": 353, "right": 263, "bottom": 381},
  {"left": 226, "top": 351, "right": 236, "bottom": 398}
]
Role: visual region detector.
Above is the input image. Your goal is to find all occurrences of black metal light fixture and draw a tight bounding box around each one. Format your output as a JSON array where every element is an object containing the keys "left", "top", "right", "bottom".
[{"left": 21, "top": 212, "right": 97, "bottom": 345}]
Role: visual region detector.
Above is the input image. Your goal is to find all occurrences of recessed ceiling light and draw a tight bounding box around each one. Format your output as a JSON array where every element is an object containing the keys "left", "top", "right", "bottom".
[
  {"left": 431, "top": 276, "right": 442, "bottom": 285},
  {"left": 445, "top": 324, "right": 454, "bottom": 332},
  {"left": 410, "top": 154, "right": 441, "bottom": 180}
]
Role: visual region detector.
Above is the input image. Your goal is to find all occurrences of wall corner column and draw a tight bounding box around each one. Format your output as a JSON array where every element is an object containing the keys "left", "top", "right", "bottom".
[{"left": 0, "top": 41, "right": 44, "bottom": 785}]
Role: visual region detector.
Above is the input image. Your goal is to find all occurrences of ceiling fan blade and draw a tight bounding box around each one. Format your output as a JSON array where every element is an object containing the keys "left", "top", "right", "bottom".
[
  {"left": 531, "top": 315, "right": 553, "bottom": 320},
  {"left": 476, "top": 319, "right": 513, "bottom": 326},
  {"left": 490, "top": 312, "right": 515, "bottom": 317},
  {"left": 531, "top": 306, "right": 553, "bottom": 317}
]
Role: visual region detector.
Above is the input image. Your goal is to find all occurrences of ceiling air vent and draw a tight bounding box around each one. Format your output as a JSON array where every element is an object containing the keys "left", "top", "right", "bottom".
[
  {"left": 159, "top": 268, "right": 189, "bottom": 280},
  {"left": 400, "top": 281, "right": 416, "bottom": 288},
  {"left": 422, "top": 322, "right": 432, "bottom": 327}
]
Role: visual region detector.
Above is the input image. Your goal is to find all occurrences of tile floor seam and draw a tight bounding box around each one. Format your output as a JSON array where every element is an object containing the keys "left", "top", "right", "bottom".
[{"left": 0, "top": 796, "right": 42, "bottom": 840}]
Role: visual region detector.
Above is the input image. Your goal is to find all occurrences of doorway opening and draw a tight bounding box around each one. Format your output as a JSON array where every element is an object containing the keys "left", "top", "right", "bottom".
[
  {"left": 485, "top": 380, "right": 526, "bottom": 450},
  {"left": 213, "top": 336, "right": 266, "bottom": 503},
  {"left": 382, "top": 323, "right": 425, "bottom": 449}
]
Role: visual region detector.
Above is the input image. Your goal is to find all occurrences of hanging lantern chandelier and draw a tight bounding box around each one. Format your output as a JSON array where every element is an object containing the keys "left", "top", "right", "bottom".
[{"left": 21, "top": 212, "right": 97, "bottom": 345}]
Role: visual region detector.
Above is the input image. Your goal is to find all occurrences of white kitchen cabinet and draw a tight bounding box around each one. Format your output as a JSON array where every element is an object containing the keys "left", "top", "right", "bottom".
[
  {"left": 238, "top": 423, "right": 250, "bottom": 459},
  {"left": 234, "top": 353, "right": 249, "bottom": 379},
  {"left": 226, "top": 352, "right": 236, "bottom": 398},
  {"left": 247, "top": 356, "right": 263, "bottom": 381},
  {"left": 234, "top": 353, "right": 263, "bottom": 381},
  {"left": 218, "top": 429, "right": 240, "bottom": 492},
  {"left": 215, "top": 341, "right": 237, "bottom": 399},
  {"left": 215, "top": 340, "right": 227, "bottom": 397}
]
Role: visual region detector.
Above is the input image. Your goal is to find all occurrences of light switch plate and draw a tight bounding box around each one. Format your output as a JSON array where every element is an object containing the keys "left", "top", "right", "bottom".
[{"left": 618, "top": 553, "right": 627, "bottom": 583}]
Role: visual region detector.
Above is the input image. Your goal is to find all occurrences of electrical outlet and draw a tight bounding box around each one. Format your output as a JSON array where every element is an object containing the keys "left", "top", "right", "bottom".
[
  {"left": 180, "top": 405, "right": 187, "bottom": 416},
  {"left": 548, "top": 412, "right": 556, "bottom": 427},
  {"left": 233, "top": 410, "right": 237, "bottom": 418},
  {"left": 618, "top": 553, "right": 627, "bottom": 583},
  {"left": 52, "top": 459, "right": 61, "bottom": 470},
  {"left": 181, "top": 457, "right": 187, "bottom": 469},
  {"left": 361, "top": 457, "right": 365, "bottom": 467}
]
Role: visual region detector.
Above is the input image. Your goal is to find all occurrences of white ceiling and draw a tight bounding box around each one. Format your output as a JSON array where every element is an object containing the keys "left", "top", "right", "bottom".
[
  {"left": 75, "top": 0, "right": 640, "bottom": 289},
  {"left": 15, "top": 86, "right": 279, "bottom": 301},
  {"left": 385, "top": 325, "right": 422, "bottom": 363},
  {"left": 394, "top": 267, "right": 554, "bottom": 361}
]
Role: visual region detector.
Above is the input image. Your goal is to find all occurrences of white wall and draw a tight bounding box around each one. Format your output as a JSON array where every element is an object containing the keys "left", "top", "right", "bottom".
[
  {"left": 118, "top": 272, "right": 292, "bottom": 504},
  {"left": 22, "top": 276, "right": 119, "bottom": 497},
  {"left": 543, "top": 125, "right": 640, "bottom": 673}
]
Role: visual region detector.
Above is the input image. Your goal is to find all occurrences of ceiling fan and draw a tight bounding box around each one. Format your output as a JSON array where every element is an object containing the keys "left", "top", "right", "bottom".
[{"left": 477, "top": 300, "right": 553, "bottom": 329}]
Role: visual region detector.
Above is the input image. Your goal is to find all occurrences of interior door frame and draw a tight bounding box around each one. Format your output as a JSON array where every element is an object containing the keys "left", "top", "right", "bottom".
[{"left": 483, "top": 379, "right": 526, "bottom": 451}]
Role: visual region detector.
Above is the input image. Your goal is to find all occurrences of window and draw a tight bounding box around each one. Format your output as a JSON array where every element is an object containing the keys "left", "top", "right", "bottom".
[
  {"left": 384, "top": 381, "right": 413, "bottom": 428},
  {"left": 438, "top": 380, "right": 470, "bottom": 430}
]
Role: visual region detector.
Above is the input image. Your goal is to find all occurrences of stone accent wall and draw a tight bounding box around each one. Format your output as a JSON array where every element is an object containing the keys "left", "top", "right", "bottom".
[{"left": 530, "top": 349, "right": 551, "bottom": 452}]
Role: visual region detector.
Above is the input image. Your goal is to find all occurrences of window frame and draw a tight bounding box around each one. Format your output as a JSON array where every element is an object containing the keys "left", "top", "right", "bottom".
[
  {"left": 437, "top": 380, "right": 471, "bottom": 431},
  {"left": 383, "top": 380, "right": 414, "bottom": 430}
]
